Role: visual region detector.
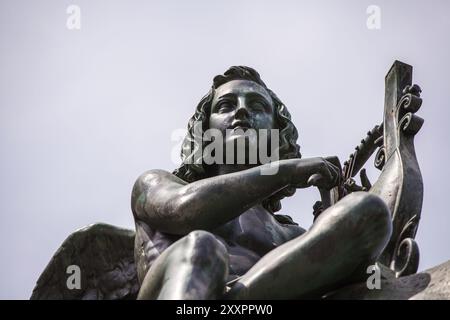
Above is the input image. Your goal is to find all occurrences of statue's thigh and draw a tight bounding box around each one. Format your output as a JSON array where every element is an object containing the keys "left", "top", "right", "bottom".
[{"left": 228, "top": 192, "right": 391, "bottom": 299}]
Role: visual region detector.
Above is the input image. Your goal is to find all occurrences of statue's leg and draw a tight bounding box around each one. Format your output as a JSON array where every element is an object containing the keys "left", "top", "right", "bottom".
[
  {"left": 226, "top": 192, "right": 392, "bottom": 299},
  {"left": 137, "top": 230, "right": 229, "bottom": 300}
]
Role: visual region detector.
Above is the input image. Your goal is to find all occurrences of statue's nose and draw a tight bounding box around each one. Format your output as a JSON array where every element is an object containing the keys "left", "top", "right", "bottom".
[{"left": 235, "top": 104, "right": 250, "bottom": 120}]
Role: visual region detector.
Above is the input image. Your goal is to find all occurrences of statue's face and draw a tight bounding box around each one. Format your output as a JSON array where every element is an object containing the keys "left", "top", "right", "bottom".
[{"left": 209, "top": 80, "right": 276, "bottom": 145}]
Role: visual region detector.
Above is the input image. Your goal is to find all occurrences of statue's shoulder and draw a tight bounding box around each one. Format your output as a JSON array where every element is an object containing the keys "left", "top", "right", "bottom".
[
  {"left": 135, "top": 169, "right": 173, "bottom": 182},
  {"left": 131, "top": 169, "right": 188, "bottom": 221},
  {"left": 134, "top": 169, "right": 186, "bottom": 187},
  {"left": 132, "top": 169, "right": 187, "bottom": 197}
]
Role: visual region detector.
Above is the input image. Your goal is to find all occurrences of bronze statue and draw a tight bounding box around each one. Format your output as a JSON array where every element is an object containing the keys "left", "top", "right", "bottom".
[
  {"left": 31, "top": 61, "right": 426, "bottom": 300},
  {"left": 131, "top": 66, "right": 391, "bottom": 299}
]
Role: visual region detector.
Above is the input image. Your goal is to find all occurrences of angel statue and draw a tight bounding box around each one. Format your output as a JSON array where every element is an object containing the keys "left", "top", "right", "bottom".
[{"left": 31, "top": 61, "right": 424, "bottom": 300}]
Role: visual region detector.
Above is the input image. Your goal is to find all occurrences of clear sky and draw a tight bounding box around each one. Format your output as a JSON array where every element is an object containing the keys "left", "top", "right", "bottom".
[{"left": 1, "top": 0, "right": 449, "bottom": 299}]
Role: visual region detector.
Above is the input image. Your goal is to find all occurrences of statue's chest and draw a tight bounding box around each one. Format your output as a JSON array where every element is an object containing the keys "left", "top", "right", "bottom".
[{"left": 212, "top": 207, "right": 291, "bottom": 256}]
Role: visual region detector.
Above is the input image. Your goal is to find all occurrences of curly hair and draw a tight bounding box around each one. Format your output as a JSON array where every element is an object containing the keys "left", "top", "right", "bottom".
[{"left": 173, "top": 66, "right": 301, "bottom": 219}]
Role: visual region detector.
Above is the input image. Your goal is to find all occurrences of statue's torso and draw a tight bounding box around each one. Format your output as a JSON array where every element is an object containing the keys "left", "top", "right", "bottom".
[{"left": 134, "top": 205, "right": 306, "bottom": 284}]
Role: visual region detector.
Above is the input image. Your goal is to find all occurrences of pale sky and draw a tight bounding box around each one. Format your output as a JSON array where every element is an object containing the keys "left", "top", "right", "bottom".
[{"left": 1, "top": 0, "right": 449, "bottom": 299}]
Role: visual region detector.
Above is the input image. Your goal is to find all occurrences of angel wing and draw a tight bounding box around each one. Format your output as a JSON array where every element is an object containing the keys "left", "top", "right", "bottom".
[{"left": 31, "top": 223, "right": 139, "bottom": 300}]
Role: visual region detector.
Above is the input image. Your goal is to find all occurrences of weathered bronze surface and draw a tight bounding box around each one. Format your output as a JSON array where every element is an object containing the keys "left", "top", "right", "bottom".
[{"left": 31, "top": 61, "right": 427, "bottom": 300}]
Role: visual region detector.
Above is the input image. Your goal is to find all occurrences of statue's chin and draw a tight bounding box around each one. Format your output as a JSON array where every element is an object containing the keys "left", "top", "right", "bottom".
[
  {"left": 224, "top": 133, "right": 258, "bottom": 146},
  {"left": 217, "top": 134, "right": 275, "bottom": 167}
]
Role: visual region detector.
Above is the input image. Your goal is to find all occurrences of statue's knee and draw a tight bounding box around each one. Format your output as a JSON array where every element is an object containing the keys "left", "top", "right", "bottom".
[
  {"left": 345, "top": 192, "right": 392, "bottom": 253},
  {"left": 180, "top": 230, "right": 228, "bottom": 263},
  {"left": 185, "top": 230, "right": 223, "bottom": 249},
  {"left": 325, "top": 192, "right": 390, "bottom": 228},
  {"left": 186, "top": 230, "right": 216, "bottom": 243},
  {"left": 351, "top": 192, "right": 391, "bottom": 228}
]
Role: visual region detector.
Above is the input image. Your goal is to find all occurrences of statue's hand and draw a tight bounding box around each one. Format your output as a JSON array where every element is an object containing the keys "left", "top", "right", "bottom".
[{"left": 290, "top": 157, "right": 341, "bottom": 190}]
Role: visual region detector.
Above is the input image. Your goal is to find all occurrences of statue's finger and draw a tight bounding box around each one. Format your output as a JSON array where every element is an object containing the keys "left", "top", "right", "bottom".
[{"left": 307, "top": 173, "right": 324, "bottom": 187}]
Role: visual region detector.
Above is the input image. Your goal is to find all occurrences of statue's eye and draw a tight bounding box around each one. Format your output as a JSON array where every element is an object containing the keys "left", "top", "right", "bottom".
[
  {"left": 251, "top": 100, "right": 266, "bottom": 111},
  {"left": 217, "top": 101, "right": 234, "bottom": 113}
]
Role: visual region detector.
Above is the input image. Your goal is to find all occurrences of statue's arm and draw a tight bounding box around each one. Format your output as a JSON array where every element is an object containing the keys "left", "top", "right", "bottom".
[
  {"left": 131, "top": 158, "right": 338, "bottom": 235},
  {"left": 131, "top": 162, "right": 294, "bottom": 235}
]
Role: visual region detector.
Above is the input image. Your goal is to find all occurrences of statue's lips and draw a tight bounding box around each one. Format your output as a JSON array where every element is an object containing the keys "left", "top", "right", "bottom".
[
  {"left": 231, "top": 126, "right": 250, "bottom": 132},
  {"left": 229, "top": 121, "right": 252, "bottom": 132}
]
